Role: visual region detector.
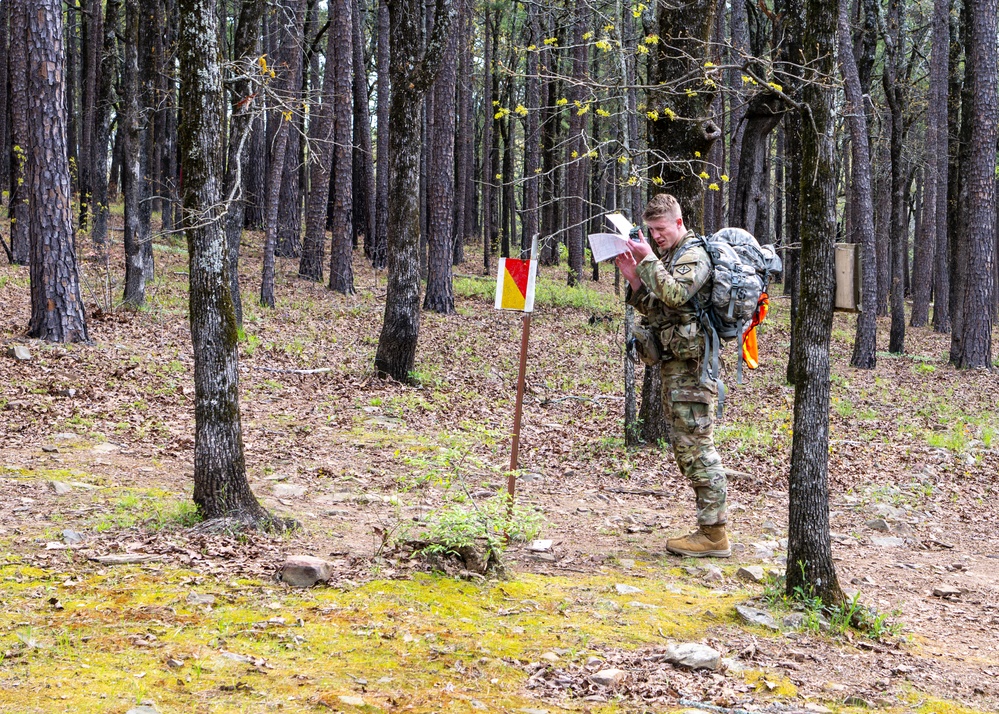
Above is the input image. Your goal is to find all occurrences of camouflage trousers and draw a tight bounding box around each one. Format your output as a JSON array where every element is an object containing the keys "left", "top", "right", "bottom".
[{"left": 661, "top": 360, "right": 727, "bottom": 526}]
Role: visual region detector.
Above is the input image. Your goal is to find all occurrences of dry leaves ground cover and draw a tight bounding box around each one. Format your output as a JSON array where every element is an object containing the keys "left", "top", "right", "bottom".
[{"left": 0, "top": 227, "right": 998, "bottom": 714}]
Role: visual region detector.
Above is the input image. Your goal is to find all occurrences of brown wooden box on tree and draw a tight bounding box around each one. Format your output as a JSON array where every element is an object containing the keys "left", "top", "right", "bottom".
[{"left": 834, "top": 243, "right": 863, "bottom": 312}]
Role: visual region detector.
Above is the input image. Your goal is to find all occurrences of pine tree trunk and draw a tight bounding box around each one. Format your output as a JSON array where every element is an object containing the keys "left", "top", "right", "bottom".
[
  {"left": 647, "top": 0, "right": 720, "bottom": 226},
  {"left": 352, "top": 2, "right": 376, "bottom": 259},
  {"left": 91, "top": 0, "right": 119, "bottom": 249},
  {"left": 730, "top": 92, "right": 785, "bottom": 236},
  {"left": 451, "top": 0, "right": 471, "bottom": 266},
  {"left": 564, "top": 2, "right": 587, "bottom": 286},
  {"left": 24, "top": 0, "right": 89, "bottom": 344},
  {"left": 8, "top": 0, "right": 29, "bottom": 265},
  {"left": 179, "top": 0, "right": 274, "bottom": 528},
  {"left": 785, "top": 0, "right": 844, "bottom": 607},
  {"left": 480, "top": 8, "right": 494, "bottom": 276},
  {"left": 374, "top": 0, "right": 455, "bottom": 381},
  {"left": 371, "top": 0, "right": 390, "bottom": 269},
  {"left": 838, "top": 0, "right": 877, "bottom": 368},
  {"left": 276, "top": 2, "right": 306, "bottom": 259},
  {"left": 78, "top": 0, "right": 100, "bottom": 233},
  {"left": 122, "top": 0, "right": 149, "bottom": 308},
  {"left": 953, "top": 0, "right": 997, "bottom": 368},
  {"left": 423, "top": 7, "right": 458, "bottom": 314},
  {"left": 260, "top": 0, "right": 305, "bottom": 308},
  {"left": 223, "top": 0, "right": 265, "bottom": 324},
  {"left": 930, "top": 0, "right": 951, "bottom": 333},
  {"left": 0, "top": 0, "right": 9, "bottom": 201},
  {"left": 328, "top": 0, "right": 355, "bottom": 294}
]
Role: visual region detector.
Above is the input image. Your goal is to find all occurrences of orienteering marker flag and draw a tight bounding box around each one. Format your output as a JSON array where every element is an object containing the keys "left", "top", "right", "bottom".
[{"left": 495, "top": 255, "right": 538, "bottom": 312}]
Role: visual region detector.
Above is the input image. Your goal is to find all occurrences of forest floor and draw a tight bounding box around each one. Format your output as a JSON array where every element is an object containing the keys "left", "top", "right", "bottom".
[{"left": 1, "top": 225, "right": 998, "bottom": 714}]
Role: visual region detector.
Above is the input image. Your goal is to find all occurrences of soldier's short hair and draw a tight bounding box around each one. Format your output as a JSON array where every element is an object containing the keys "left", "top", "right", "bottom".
[{"left": 643, "top": 193, "right": 682, "bottom": 222}]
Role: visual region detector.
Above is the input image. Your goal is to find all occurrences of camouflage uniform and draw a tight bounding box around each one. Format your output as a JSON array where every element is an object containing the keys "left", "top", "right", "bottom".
[{"left": 626, "top": 231, "right": 727, "bottom": 526}]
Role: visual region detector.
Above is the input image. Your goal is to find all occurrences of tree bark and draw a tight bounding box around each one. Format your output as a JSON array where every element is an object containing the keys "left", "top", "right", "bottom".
[
  {"left": 24, "top": 0, "right": 89, "bottom": 343},
  {"left": 90, "top": 0, "right": 119, "bottom": 249},
  {"left": 374, "top": 0, "right": 455, "bottom": 380},
  {"left": 480, "top": 8, "right": 494, "bottom": 276},
  {"left": 647, "top": 0, "right": 720, "bottom": 226},
  {"left": 564, "top": 2, "right": 587, "bottom": 286},
  {"left": 952, "top": 0, "right": 996, "bottom": 368},
  {"left": 260, "top": 0, "right": 306, "bottom": 308},
  {"left": 0, "top": 0, "right": 9, "bottom": 201},
  {"left": 838, "top": 0, "right": 877, "bottom": 368},
  {"left": 223, "top": 0, "right": 265, "bottom": 325},
  {"left": 179, "top": 0, "right": 275, "bottom": 528},
  {"left": 423, "top": 3, "right": 458, "bottom": 314},
  {"left": 785, "top": 0, "right": 844, "bottom": 607},
  {"left": 930, "top": 0, "right": 951, "bottom": 333},
  {"left": 122, "top": 0, "right": 149, "bottom": 308},
  {"left": 730, "top": 91, "right": 786, "bottom": 236},
  {"left": 883, "top": 0, "right": 906, "bottom": 354},
  {"left": 327, "top": 0, "right": 355, "bottom": 294},
  {"left": 7, "top": 0, "right": 29, "bottom": 265},
  {"left": 352, "top": 2, "right": 376, "bottom": 259},
  {"left": 371, "top": 0, "right": 390, "bottom": 269}
]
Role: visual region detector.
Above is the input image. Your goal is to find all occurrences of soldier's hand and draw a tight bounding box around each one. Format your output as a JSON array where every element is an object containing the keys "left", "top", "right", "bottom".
[{"left": 628, "top": 230, "right": 653, "bottom": 261}]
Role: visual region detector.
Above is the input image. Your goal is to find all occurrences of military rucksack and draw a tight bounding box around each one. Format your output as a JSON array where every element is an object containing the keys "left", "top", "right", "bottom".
[{"left": 668, "top": 228, "right": 782, "bottom": 403}]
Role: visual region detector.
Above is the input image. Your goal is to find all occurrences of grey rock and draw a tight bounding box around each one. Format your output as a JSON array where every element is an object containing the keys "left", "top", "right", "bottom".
[
  {"left": 584, "top": 656, "right": 603, "bottom": 668},
  {"left": 126, "top": 708, "right": 159, "bottom": 714},
  {"left": 8, "top": 345, "right": 32, "bottom": 361},
  {"left": 272, "top": 483, "right": 307, "bottom": 498},
  {"left": 540, "top": 651, "right": 559, "bottom": 662},
  {"left": 280, "top": 555, "right": 334, "bottom": 587},
  {"left": 866, "top": 518, "right": 891, "bottom": 532},
  {"left": 615, "top": 583, "right": 643, "bottom": 594},
  {"left": 870, "top": 503, "right": 905, "bottom": 519},
  {"left": 932, "top": 584, "right": 962, "bottom": 598},
  {"left": 735, "top": 604, "right": 780, "bottom": 631},
  {"left": 730, "top": 542, "right": 746, "bottom": 555},
  {"left": 871, "top": 536, "right": 906, "bottom": 548},
  {"left": 519, "top": 472, "right": 544, "bottom": 483},
  {"left": 590, "top": 668, "right": 628, "bottom": 686},
  {"left": 844, "top": 696, "right": 874, "bottom": 708},
  {"left": 721, "top": 657, "right": 746, "bottom": 674},
  {"left": 527, "top": 539, "right": 553, "bottom": 552},
  {"left": 736, "top": 565, "right": 766, "bottom": 583},
  {"left": 663, "top": 642, "right": 720, "bottom": 670},
  {"left": 762, "top": 520, "right": 780, "bottom": 535},
  {"left": 186, "top": 592, "right": 216, "bottom": 606},
  {"left": 701, "top": 566, "right": 724, "bottom": 582},
  {"left": 42, "top": 445, "right": 59, "bottom": 453},
  {"left": 782, "top": 613, "right": 805, "bottom": 629},
  {"left": 49, "top": 481, "right": 73, "bottom": 495},
  {"left": 338, "top": 695, "right": 366, "bottom": 706},
  {"left": 61, "top": 529, "right": 85, "bottom": 545}
]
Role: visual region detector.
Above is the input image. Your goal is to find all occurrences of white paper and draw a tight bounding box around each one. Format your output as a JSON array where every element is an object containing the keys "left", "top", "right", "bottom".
[
  {"left": 587, "top": 232, "right": 632, "bottom": 263},
  {"left": 604, "top": 212, "right": 635, "bottom": 237}
]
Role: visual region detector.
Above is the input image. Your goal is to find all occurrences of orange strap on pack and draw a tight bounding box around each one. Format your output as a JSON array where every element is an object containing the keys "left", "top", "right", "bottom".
[{"left": 740, "top": 293, "right": 770, "bottom": 371}]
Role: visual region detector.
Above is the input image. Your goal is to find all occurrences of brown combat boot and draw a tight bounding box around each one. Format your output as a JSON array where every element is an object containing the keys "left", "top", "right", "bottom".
[{"left": 665, "top": 524, "right": 731, "bottom": 558}]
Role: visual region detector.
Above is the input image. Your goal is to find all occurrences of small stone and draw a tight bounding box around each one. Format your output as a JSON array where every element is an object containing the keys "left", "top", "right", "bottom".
[
  {"left": 519, "top": 472, "right": 544, "bottom": 483},
  {"left": 721, "top": 657, "right": 745, "bottom": 674},
  {"left": 91, "top": 443, "right": 118, "bottom": 454},
  {"left": 61, "top": 529, "right": 85, "bottom": 545},
  {"left": 663, "top": 643, "right": 720, "bottom": 670},
  {"left": 618, "top": 558, "right": 635, "bottom": 569},
  {"left": 762, "top": 520, "right": 780, "bottom": 534},
  {"left": 272, "top": 483, "right": 307, "bottom": 498},
  {"left": 803, "top": 705, "right": 833, "bottom": 714},
  {"left": 186, "top": 593, "right": 216, "bottom": 606},
  {"left": 590, "top": 668, "right": 628, "bottom": 686},
  {"left": 531, "top": 552, "right": 556, "bottom": 562},
  {"left": 735, "top": 604, "right": 779, "bottom": 631},
  {"left": 49, "top": 481, "right": 73, "bottom": 495},
  {"left": 166, "top": 658, "right": 184, "bottom": 669},
  {"left": 932, "top": 584, "right": 962, "bottom": 598},
  {"left": 683, "top": 566, "right": 701, "bottom": 576},
  {"left": 125, "top": 707, "right": 159, "bottom": 714},
  {"left": 585, "top": 656, "right": 603, "bottom": 668},
  {"left": 736, "top": 565, "right": 766, "bottom": 583},
  {"left": 338, "top": 695, "right": 366, "bottom": 706},
  {"left": 870, "top": 503, "right": 905, "bottom": 519},
  {"left": 871, "top": 536, "right": 906, "bottom": 548},
  {"left": 730, "top": 542, "right": 746, "bottom": 555},
  {"left": 866, "top": 518, "right": 891, "bottom": 532},
  {"left": 53, "top": 432, "right": 79, "bottom": 441},
  {"left": 540, "top": 652, "right": 559, "bottom": 662},
  {"left": 8, "top": 345, "right": 31, "bottom": 361},
  {"left": 701, "top": 566, "right": 724, "bottom": 582},
  {"left": 782, "top": 613, "right": 805, "bottom": 629},
  {"left": 279, "top": 555, "right": 334, "bottom": 588},
  {"left": 42, "top": 446, "right": 59, "bottom": 453},
  {"left": 615, "top": 583, "right": 642, "bottom": 594},
  {"left": 527, "top": 539, "right": 553, "bottom": 552}
]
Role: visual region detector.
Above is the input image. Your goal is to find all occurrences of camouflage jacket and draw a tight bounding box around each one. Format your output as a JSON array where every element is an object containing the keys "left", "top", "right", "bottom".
[{"left": 625, "top": 231, "right": 713, "bottom": 363}]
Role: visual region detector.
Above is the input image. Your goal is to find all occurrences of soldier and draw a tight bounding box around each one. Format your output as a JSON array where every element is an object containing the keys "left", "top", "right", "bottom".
[{"left": 615, "top": 193, "right": 730, "bottom": 558}]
